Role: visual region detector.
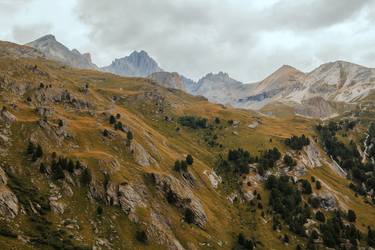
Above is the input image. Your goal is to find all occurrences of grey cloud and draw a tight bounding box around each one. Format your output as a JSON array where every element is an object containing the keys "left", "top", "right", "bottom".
[
  {"left": 75, "top": 0, "right": 375, "bottom": 81},
  {"left": 267, "top": 0, "right": 371, "bottom": 30},
  {"left": 12, "top": 23, "right": 52, "bottom": 43}
]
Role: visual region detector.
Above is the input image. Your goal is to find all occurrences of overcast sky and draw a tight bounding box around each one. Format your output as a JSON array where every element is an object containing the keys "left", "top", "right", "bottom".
[{"left": 1, "top": 0, "right": 375, "bottom": 82}]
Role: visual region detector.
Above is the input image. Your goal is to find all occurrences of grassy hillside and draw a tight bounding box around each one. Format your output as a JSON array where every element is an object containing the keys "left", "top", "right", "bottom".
[{"left": 0, "top": 41, "right": 374, "bottom": 250}]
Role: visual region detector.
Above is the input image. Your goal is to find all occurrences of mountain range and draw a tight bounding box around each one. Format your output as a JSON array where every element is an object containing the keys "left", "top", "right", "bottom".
[
  {"left": 1, "top": 35, "right": 375, "bottom": 250},
  {"left": 26, "top": 34, "right": 375, "bottom": 118}
]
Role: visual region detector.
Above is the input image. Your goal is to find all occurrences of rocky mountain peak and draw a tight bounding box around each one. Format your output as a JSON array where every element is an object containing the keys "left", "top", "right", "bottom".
[
  {"left": 37, "top": 34, "right": 56, "bottom": 42},
  {"left": 252, "top": 64, "right": 305, "bottom": 95},
  {"left": 26, "top": 34, "right": 97, "bottom": 70},
  {"left": 199, "top": 71, "right": 237, "bottom": 83},
  {"left": 102, "top": 50, "right": 163, "bottom": 77},
  {"left": 272, "top": 64, "right": 303, "bottom": 76}
]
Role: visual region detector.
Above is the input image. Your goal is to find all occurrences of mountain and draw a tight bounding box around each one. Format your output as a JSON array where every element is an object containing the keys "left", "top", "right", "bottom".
[
  {"left": 235, "top": 65, "right": 305, "bottom": 110},
  {"left": 2, "top": 39, "right": 375, "bottom": 250},
  {"left": 102, "top": 50, "right": 163, "bottom": 77},
  {"left": 26, "top": 35, "right": 97, "bottom": 69},
  {"left": 190, "top": 72, "right": 255, "bottom": 105},
  {"left": 301, "top": 60, "right": 375, "bottom": 102},
  {"left": 233, "top": 61, "right": 375, "bottom": 117}
]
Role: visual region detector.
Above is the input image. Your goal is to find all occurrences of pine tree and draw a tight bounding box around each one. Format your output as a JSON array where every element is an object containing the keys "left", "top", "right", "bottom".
[
  {"left": 136, "top": 230, "right": 148, "bottom": 243},
  {"left": 31, "top": 144, "right": 43, "bottom": 161},
  {"left": 67, "top": 159, "right": 75, "bottom": 173},
  {"left": 184, "top": 208, "right": 195, "bottom": 224},
  {"left": 316, "top": 210, "right": 325, "bottom": 222},
  {"left": 51, "top": 164, "right": 64, "bottom": 180},
  {"left": 315, "top": 180, "right": 322, "bottom": 190},
  {"left": 96, "top": 206, "right": 103, "bottom": 215},
  {"left": 39, "top": 163, "right": 47, "bottom": 174},
  {"left": 181, "top": 160, "right": 188, "bottom": 172},
  {"left": 127, "top": 131, "right": 133, "bottom": 141},
  {"left": 103, "top": 129, "right": 109, "bottom": 137},
  {"left": 81, "top": 168, "right": 92, "bottom": 185},
  {"left": 186, "top": 154, "right": 194, "bottom": 165},
  {"left": 173, "top": 160, "right": 181, "bottom": 172},
  {"left": 368, "top": 227, "right": 375, "bottom": 247},
  {"left": 27, "top": 142, "right": 35, "bottom": 155},
  {"left": 109, "top": 115, "right": 116, "bottom": 124},
  {"left": 347, "top": 209, "right": 356, "bottom": 222}
]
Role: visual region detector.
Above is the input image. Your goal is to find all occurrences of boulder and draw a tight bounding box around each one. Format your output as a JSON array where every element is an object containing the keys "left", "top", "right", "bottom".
[
  {"left": 0, "top": 110, "right": 16, "bottom": 123},
  {"left": 248, "top": 121, "right": 258, "bottom": 129},
  {"left": 203, "top": 170, "right": 221, "bottom": 189},
  {"left": 319, "top": 192, "right": 337, "bottom": 210}
]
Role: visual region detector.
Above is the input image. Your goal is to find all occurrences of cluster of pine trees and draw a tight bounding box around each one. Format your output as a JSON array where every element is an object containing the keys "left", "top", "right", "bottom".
[
  {"left": 265, "top": 175, "right": 368, "bottom": 249},
  {"left": 284, "top": 134, "right": 310, "bottom": 150},
  {"left": 178, "top": 115, "right": 208, "bottom": 129},
  {"left": 317, "top": 122, "right": 375, "bottom": 202}
]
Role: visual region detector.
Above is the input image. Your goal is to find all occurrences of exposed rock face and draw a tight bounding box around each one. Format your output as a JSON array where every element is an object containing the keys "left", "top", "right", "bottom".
[
  {"left": 148, "top": 72, "right": 187, "bottom": 91},
  {"left": 130, "top": 141, "right": 158, "bottom": 167},
  {"left": 0, "top": 167, "right": 7, "bottom": 186},
  {"left": 0, "top": 168, "right": 18, "bottom": 218},
  {"left": 0, "top": 186, "right": 19, "bottom": 218},
  {"left": 118, "top": 183, "right": 147, "bottom": 215},
  {"left": 102, "top": 50, "right": 162, "bottom": 77},
  {"left": 149, "top": 173, "right": 207, "bottom": 229},
  {"left": 147, "top": 212, "right": 186, "bottom": 250},
  {"left": 26, "top": 35, "right": 97, "bottom": 69}
]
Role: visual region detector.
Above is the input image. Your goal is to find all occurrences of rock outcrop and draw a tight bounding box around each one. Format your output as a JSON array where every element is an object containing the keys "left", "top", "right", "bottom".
[
  {"left": 0, "top": 168, "right": 18, "bottom": 218},
  {"left": 118, "top": 183, "right": 147, "bottom": 215},
  {"left": 130, "top": 141, "right": 158, "bottom": 167},
  {"left": 0, "top": 109, "right": 17, "bottom": 124},
  {"left": 149, "top": 172, "right": 207, "bottom": 229}
]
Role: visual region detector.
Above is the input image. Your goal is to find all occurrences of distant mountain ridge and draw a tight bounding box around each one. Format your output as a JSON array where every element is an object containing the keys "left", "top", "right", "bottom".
[
  {"left": 24, "top": 35, "right": 375, "bottom": 118},
  {"left": 26, "top": 35, "right": 97, "bottom": 70}
]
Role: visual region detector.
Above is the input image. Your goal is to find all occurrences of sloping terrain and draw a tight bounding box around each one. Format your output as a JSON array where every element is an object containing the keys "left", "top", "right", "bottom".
[{"left": 0, "top": 41, "right": 375, "bottom": 250}]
